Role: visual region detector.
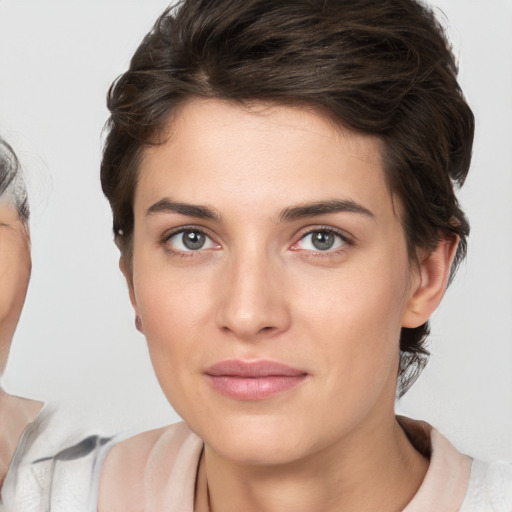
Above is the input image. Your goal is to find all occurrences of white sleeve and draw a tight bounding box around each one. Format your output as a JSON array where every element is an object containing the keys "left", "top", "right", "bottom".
[
  {"left": 1, "top": 408, "right": 115, "bottom": 512},
  {"left": 460, "top": 459, "right": 512, "bottom": 512}
]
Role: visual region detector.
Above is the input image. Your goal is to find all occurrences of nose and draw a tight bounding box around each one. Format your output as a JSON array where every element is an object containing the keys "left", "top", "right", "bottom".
[{"left": 215, "top": 248, "right": 291, "bottom": 341}]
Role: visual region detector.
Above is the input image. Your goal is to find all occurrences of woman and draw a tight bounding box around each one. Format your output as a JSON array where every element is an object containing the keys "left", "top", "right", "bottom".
[
  {"left": 0, "top": 138, "right": 113, "bottom": 512},
  {"left": 0, "top": 137, "right": 43, "bottom": 488},
  {"left": 98, "top": 0, "right": 512, "bottom": 510}
]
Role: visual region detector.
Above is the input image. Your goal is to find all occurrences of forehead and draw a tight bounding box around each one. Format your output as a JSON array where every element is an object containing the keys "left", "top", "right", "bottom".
[
  {"left": 135, "top": 99, "right": 396, "bottom": 219},
  {"left": 157, "top": 99, "right": 384, "bottom": 164}
]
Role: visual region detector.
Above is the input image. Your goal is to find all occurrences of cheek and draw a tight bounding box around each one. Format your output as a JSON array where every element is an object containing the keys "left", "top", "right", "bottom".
[
  {"left": 0, "top": 257, "right": 30, "bottom": 371},
  {"left": 133, "top": 264, "right": 213, "bottom": 388},
  {"left": 294, "top": 253, "right": 409, "bottom": 335},
  {"left": 291, "top": 257, "right": 410, "bottom": 383},
  {"left": 0, "top": 260, "right": 29, "bottom": 323}
]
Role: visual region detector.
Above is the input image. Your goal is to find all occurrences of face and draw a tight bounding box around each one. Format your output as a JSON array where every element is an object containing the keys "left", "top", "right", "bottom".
[
  {"left": 129, "top": 99, "right": 423, "bottom": 465},
  {"left": 0, "top": 203, "right": 31, "bottom": 374}
]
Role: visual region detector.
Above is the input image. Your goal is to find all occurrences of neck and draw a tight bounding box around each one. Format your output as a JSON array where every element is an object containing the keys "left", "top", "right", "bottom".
[
  {"left": 0, "top": 390, "right": 43, "bottom": 485},
  {"left": 196, "top": 413, "right": 428, "bottom": 512}
]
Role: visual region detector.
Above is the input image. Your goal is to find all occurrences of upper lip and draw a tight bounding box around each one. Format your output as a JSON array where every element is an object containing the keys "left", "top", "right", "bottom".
[{"left": 205, "top": 359, "right": 307, "bottom": 377}]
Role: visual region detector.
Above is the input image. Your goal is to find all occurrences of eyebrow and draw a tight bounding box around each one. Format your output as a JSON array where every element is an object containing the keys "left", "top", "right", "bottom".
[
  {"left": 146, "top": 198, "right": 221, "bottom": 221},
  {"left": 147, "top": 198, "right": 373, "bottom": 224},
  {"left": 278, "top": 199, "right": 374, "bottom": 222}
]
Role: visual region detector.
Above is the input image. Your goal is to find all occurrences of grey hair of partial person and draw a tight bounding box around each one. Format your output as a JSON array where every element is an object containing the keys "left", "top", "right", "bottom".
[{"left": 0, "top": 137, "right": 29, "bottom": 222}]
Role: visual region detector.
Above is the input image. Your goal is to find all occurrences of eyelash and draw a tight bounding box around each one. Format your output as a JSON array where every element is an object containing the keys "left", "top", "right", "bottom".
[
  {"left": 291, "top": 226, "right": 352, "bottom": 256},
  {"left": 160, "top": 225, "right": 353, "bottom": 258},
  {"left": 161, "top": 226, "right": 219, "bottom": 258}
]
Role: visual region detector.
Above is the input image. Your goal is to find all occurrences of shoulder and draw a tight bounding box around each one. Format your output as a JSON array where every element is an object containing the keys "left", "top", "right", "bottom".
[
  {"left": 0, "top": 393, "right": 43, "bottom": 483},
  {"left": 98, "top": 422, "right": 202, "bottom": 512},
  {"left": 1, "top": 406, "right": 114, "bottom": 512},
  {"left": 461, "top": 459, "right": 512, "bottom": 511}
]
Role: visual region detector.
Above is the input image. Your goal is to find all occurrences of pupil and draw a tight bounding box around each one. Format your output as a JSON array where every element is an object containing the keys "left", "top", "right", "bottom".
[
  {"left": 183, "top": 231, "right": 205, "bottom": 250},
  {"left": 312, "top": 231, "right": 334, "bottom": 250}
]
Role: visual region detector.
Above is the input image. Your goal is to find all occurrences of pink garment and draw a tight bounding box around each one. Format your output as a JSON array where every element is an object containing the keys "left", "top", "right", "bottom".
[
  {"left": 402, "top": 423, "right": 471, "bottom": 511},
  {"left": 99, "top": 419, "right": 512, "bottom": 511}
]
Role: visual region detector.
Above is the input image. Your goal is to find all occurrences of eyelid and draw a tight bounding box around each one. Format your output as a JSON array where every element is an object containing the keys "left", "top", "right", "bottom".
[
  {"left": 161, "top": 225, "right": 221, "bottom": 253},
  {"left": 159, "top": 224, "right": 352, "bottom": 255},
  {"left": 290, "top": 225, "right": 353, "bottom": 252}
]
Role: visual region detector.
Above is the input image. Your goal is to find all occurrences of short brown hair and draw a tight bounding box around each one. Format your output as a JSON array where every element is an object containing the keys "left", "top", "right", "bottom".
[{"left": 101, "top": 0, "right": 474, "bottom": 394}]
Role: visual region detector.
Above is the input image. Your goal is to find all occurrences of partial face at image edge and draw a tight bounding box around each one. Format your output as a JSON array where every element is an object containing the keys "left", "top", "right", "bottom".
[{"left": 0, "top": 202, "right": 31, "bottom": 375}]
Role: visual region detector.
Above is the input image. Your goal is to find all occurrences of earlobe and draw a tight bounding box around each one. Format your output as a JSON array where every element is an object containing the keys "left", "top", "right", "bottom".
[
  {"left": 119, "top": 256, "right": 144, "bottom": 333},
  {"left": 402, "top": 236, "right": 459, "bottom": 328}
]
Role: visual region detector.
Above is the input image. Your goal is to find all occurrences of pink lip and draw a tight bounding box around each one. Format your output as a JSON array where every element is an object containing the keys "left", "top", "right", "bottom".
[{"left": 204, "top": 360, "right": 308, "bottom": 400}]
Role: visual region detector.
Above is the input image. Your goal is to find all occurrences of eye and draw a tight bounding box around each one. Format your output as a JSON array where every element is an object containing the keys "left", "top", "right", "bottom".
[
  {"left": 165, "top": 229, "right": 218, "bottom": 252},
  {"left": 293, "top": 229, "right": 347, "bottom": 252}
]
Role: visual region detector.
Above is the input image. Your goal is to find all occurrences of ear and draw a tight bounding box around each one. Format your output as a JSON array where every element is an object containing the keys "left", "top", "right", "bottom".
[
  {"left": 119, "top": 256, "right": 144, "bottom": 333},
  {"left": 402, "top": 236, "right": 459, "bottom": 328}
]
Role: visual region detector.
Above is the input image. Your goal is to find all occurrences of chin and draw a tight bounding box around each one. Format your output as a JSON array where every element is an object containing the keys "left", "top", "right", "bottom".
[
  {"left": 191, "top": 411, "right": 322, "bottom": 466},
  {"left": 211, "top": 433, "right": 307, "bottom": 466}
]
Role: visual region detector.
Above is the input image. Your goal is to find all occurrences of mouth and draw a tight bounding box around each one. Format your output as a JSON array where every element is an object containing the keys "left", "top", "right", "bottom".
[{"left": 204, "top": 359, "right": 308, "bottom": 400}]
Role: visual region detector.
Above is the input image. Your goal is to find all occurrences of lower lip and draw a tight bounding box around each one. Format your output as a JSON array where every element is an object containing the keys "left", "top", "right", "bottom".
[{"left": 206, "top": 375, "right": 307, "bottom": 400}]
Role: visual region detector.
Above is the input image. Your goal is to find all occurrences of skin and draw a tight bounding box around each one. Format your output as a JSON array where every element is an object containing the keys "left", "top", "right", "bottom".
[
  {"left": 0, "top": 202, "right": 42, "bottom": 485},
  {"left": 102, "top": 98, "right": 457, "bottom": 511}
]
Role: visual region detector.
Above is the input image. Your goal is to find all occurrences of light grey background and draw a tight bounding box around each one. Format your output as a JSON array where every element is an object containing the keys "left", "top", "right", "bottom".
[{"left": 0, "top": 0, "right": 511, "bottom": 460}]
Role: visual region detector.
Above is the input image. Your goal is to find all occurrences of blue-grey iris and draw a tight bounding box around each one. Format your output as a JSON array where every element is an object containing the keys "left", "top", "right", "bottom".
[
  {"left": 312, "top": 231, "right": 335, "bottom": 251},
  {"left": 183, "top": 231, "right": 206, "bottom": 250}
]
